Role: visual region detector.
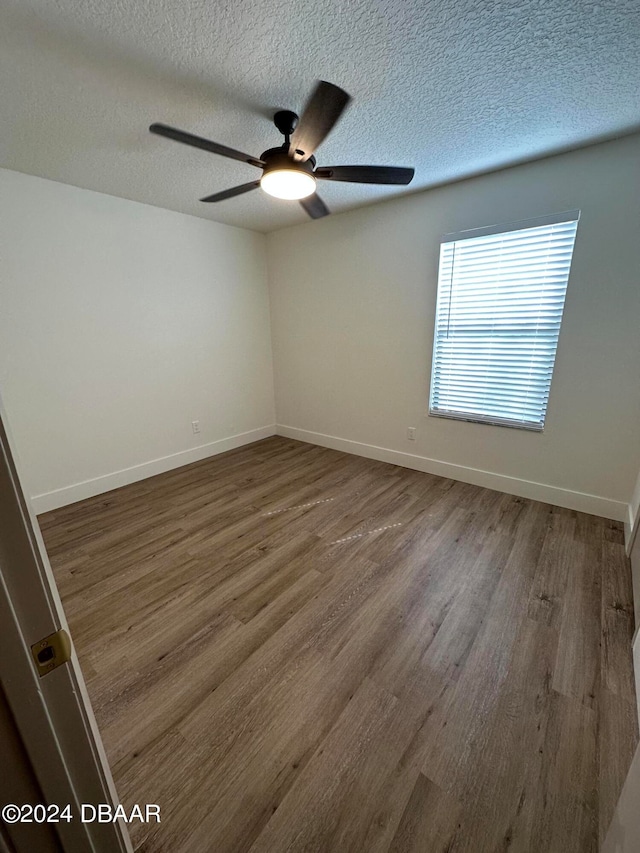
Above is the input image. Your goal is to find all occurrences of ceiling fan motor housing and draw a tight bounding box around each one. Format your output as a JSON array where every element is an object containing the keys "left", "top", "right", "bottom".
[{"left": 259, "top": 147, "right": 316, "bottom": 177}]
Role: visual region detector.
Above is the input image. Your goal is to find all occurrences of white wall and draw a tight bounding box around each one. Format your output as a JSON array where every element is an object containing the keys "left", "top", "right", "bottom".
[
  {"left": 628, "top": 469, "right": 640, "bottom": 548},
  {"left": 3, "top": 136, "right": 640, "bottom": 522},
  {"left": 268, "top": 134, "right": 640, "bottom": 521},
  {"left": 0, "top": 169, "right": 275, "bottom": 511}
]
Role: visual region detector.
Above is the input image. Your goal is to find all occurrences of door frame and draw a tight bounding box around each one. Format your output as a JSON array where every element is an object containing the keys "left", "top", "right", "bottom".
[{"left": 0, "top": 399, "right": 132, "bottom": 853}]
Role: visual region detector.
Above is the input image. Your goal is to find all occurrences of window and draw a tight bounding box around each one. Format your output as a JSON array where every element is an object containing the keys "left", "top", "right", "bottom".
[{"left": 429, "top": 211, "right": 579, "bottom": 431}]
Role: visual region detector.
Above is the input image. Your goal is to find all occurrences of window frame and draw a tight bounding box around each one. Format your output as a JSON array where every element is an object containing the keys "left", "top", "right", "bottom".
[{"left": 428, "top": 210, "right": 580, "bottom": 432}]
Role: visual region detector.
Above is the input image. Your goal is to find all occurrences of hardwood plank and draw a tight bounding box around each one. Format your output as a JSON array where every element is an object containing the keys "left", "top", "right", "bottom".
[
  {"left": 358, "top": 683, "right": 454, "bottom": 853},
  {"left": 423, "top": 499, "right": 551, "bottom": 797},
  {"left": 424, "top": 520, "right": 515, "bottom": 683},
  {"left": 527, "top": 508, "right": 576, "bottom": 626},
  {"left": 387, "top": 772, "right": 462, "bottom": 853},
  {"left": 525, "top": 691, "right": 598, "bottom": 853},
  {"left": 601, "top": 538, "right": 637, "bottom": 698},
  {"left": 428, "top": 611, "right": 559, "bottom": 852},
  {"left": 552, "top": 513, "right": 602, "bottom": 709},
  {"left": 247, "top": 677, "right": 400, "bottom": 853}
]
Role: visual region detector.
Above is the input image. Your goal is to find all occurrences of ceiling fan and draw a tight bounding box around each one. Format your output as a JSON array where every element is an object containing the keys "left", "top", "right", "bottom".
[{"left": 149, "top": 81, "right": 415, "bottom": 219}]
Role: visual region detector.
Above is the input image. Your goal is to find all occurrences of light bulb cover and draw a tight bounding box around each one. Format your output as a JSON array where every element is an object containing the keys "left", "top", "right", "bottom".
[{"left": 260, "top": 169, "right": 316, "bottom": 200}]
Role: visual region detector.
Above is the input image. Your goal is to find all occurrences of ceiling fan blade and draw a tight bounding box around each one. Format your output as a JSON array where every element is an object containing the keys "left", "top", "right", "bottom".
[
  {"left": 200, "top": 181, "right": 261, "bottom": 203},
  {"left": 300, "top": 193, "right": 330, "bottom": 219},
  {"left": 315, "top": 165, "right": 415, "bottom": 185},
  {"left": 150, "top": 123, "right": 264, "bottom": 168},
  {"left": 290, "top": 82, "right": 351, "bottom": 162}
]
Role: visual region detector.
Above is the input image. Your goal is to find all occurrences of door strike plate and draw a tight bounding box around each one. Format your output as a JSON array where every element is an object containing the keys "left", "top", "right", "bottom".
[{"left": 31, "top": 629, "right": 72, "bottom": 677}]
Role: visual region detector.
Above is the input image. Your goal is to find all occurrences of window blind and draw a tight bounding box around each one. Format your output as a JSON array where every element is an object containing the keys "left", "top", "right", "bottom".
[{"left": 429, "top": 211, "right": 579, "bottom": 431}]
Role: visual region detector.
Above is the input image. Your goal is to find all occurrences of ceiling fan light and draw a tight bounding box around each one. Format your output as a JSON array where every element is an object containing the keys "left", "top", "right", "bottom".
[{"left": 260, "top": 169, "right": 316, "bottom": 200}]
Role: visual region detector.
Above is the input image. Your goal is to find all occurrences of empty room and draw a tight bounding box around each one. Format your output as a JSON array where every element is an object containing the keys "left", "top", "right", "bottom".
[{"left": 1, "top": 1, "right": 640, "bottom": 852}]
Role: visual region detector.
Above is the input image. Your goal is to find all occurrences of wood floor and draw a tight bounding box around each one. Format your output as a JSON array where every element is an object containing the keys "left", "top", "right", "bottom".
[{"left": 39, "top": 437, "right": 638, "bottom": 852}]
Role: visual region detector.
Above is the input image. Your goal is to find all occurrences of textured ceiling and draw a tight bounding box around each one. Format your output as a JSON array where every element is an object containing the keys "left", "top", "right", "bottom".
[{"left": 1, "top": 0, "right": 639, "bottom": 233}]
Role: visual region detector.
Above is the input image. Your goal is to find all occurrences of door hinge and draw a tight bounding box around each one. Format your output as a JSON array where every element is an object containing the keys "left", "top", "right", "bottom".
[{"left": 31, "top": 629, "right": 72, "bottom": 677}]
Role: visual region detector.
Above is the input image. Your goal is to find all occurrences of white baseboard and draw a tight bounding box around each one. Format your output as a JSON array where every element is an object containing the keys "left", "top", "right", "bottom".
[
  {"left": 276, "top": 424, "right": 628, "bottom": 522},
  {"left": 625, "top": 507, "right": 634, "bottom": 554},
  {"left": 626, "top": 506, "right": 639, "bottom": 556},
  {"left": 31, "top": 425, "right": 277, "bottom": 514}
]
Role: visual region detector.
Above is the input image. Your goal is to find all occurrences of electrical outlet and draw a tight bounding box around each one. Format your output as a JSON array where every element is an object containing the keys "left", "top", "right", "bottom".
[
  {"left": 191, "top": 420, "right": 200, "bottom": 435},
  {"left": 407, "top": 427, "right": 416, "bottom": 440}
]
